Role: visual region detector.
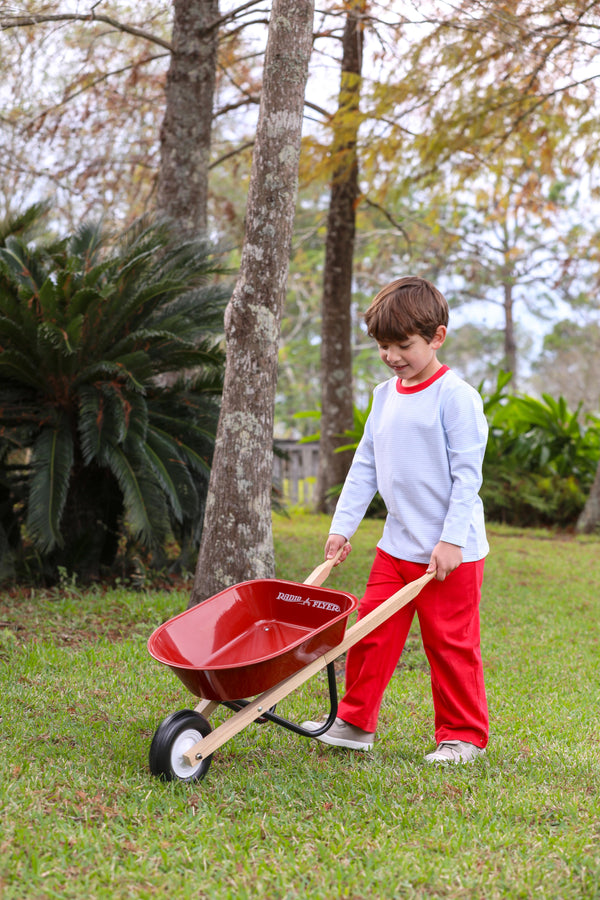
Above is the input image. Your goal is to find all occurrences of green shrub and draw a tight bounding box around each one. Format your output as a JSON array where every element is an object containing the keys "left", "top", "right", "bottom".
[
  {"left": 482, "top": 373, "right": 600, "bottom": 527},
  {"left": 0, "top": 210, "right": 229, "bottom": 583}
]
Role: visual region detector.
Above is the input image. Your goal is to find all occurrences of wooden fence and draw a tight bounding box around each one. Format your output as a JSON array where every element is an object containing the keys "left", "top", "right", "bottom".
[{"left": 273, "top": 440, "right": 320, "bottom": 507}]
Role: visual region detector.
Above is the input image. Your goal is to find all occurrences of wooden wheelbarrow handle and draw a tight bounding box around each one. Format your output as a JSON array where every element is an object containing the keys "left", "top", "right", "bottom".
[
  {"left": 183, "top": 569, "right": 435, "bottom": 766},
  {"left": 303, "top": 544, "right": 348, "bottom": 586}
]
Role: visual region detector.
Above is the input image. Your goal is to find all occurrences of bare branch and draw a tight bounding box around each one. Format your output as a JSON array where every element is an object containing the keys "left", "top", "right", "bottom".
[
  {"left": 305, "top": 99, "right": 332, "bottom": 120},
  {"left": 0, "top": 12, "right": 172, "bottom": 51},
  {"left": 214, "top": 96, "right": 260, "bottom": 118},
  {"left": 209, "top": 141, "right": 254, "bottom": 169},
  {"left": 220, "top": 18, "right": 270, "bottom": 41},
  {"left": 209, "top": 1, "right": 269, "bottom": 34},
  {"left": 363, "top": 197, "right": 411, "bottom": 248},
  {"left": 23, "top": 54, "right": 169, "bottom": 125},
  {"left": 215, "top": 90, "right": 329, "bottom": 122}
]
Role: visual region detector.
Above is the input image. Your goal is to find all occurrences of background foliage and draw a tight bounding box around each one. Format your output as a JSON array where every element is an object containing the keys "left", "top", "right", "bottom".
[
  {"left": 1, "top": 2, "right": 600, "bottom": 576},
  {"left": 2, "top": 1, "right": 600, "bottom": 421},
  {"left": 0, "top": 211, "right": 229, "bottom": 584},
  {"left": 481, "top": 374, "right": 600, "bottom": 527},
  {"left": 313, "top": 370, "right": 600, "bottom": 529}
]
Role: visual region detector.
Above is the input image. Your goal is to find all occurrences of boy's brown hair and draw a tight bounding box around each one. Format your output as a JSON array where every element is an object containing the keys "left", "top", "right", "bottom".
[{"left": 364, "top": 276, "right": 449, "bottom": 343}]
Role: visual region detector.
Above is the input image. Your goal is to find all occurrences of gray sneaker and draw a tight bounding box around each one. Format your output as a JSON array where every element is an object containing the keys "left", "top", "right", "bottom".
[
  {"left": 301, "top": 717, "right": 375, "bottom": 751},
  {"left": 424, "top": 740, "right": 486, "bottom": 764}
]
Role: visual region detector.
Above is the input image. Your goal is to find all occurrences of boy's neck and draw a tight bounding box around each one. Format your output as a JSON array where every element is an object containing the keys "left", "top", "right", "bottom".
[
  {"left": 397, "top": 363, "right": 449, "bottom": 394},
  {"left": 401, "top": 357, "right": 443, "bottom": 387}
]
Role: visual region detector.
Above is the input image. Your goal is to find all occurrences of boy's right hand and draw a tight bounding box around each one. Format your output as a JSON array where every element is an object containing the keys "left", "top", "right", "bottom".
[{"left": 325, "top": 534, "right": 351, "bottom": 565}]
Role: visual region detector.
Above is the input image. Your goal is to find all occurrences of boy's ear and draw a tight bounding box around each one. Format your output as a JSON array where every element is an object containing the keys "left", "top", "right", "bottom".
[{"left": 431, "top": 325, "right": 447, "bottom": 349}]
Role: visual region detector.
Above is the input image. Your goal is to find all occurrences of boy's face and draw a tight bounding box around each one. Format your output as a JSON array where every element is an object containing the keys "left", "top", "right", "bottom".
[{"left": 376, "top": 326, "right": 446, "bottom": 387}]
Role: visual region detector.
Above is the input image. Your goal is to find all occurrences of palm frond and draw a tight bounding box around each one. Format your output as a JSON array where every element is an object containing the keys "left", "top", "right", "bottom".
[
  {"left": 0, "top": 349, "right": 48, "bottom": 390},
  {"left": 81, "top": 281, "right": 174, "bottom": 357},
  {"left": 0, "top": 314, "right": 38, "bottom": 355},
  {"left": 0, "top": 238, "right": 49, "bottom": 295},
  {"left": 37, "top": 321, "right": 78, "bottom": 361},
  {"left": 73, "top": 361, "right": 145, "bottom": 393},
  {"left": 183, "top": 366, "right": 226, "bottom": 394},
  {"left": 78, "top": 383, "right": 149, "bottom": 465},
  {"left": 26, "top": 425, "right": 74, "bottom": 553},
  {"left": 37, "top": 276, "right": 63, "bottom": 322},
  {"left": 103, "top": 444, "right": 168, "bottom": 546},
  {"left": 154, "top": 282, "right": 230, "bottom": 329},
  {"left": 147, "top": 348, "right": 225, "bottom": 377},
  {"left": 0, "top": 203, "right": 49, "bottom": 245},
  {"left": 107, "top": 327, "right": 194, "bottom": 360},
  {"left": 147, "top": 419, "right": 215, "bottom": 475},
  {"left": 106, "top": 350, "right": 155, "bottom": 383},
  {"left": 78, "top": 385, "right": 125, "bottom": 464},
  {"left": 145, "top": 431, "right": 200, "bottom": 523},
  {"left": 68, "top": 221, "right": 105, "bottom": 263}
]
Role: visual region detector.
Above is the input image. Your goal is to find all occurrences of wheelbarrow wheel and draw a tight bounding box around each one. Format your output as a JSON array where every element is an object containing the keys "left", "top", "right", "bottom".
[{"left": 149, "top": 710, "right": 213, "bottom": 782}]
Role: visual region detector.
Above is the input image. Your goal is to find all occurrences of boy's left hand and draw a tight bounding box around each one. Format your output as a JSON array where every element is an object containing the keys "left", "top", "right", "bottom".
[{"left": 427, "top": 541, "right": 463, "bottom": 581}]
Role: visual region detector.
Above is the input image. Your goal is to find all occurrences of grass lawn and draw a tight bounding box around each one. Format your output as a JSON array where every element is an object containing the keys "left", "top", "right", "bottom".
[{"left": 0, "top": 513, "right": 599, "bottom": 899}]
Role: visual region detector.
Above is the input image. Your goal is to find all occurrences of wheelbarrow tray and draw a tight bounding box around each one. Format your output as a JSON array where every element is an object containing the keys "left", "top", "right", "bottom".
[{"left": 147, "top": 578, "right": 359, "bottom": 701}]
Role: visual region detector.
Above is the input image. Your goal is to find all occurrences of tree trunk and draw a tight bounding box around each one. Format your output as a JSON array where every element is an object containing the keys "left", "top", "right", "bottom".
[
  {"left": 52, "top": 461, "right": 123, "bottom": 583},
  {"left": 190, "top": 0, "right": 314, "bottom": 604},
  {"left": 503, "top": 279, "right": 518, "bottom": 387},
  {"left": 577, "top": 460, "right": 600, "bottom": 534},
  {"left": 157, "top": 0, "right": 219, "bottom": 235},
  {"left": 315, "top": 1, "right": 365, "bottom": 514}
]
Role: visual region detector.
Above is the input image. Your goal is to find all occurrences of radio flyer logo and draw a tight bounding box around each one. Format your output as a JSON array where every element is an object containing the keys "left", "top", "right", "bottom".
[{"left": 275, "top": 590, "right": 341, "bottom": 613}]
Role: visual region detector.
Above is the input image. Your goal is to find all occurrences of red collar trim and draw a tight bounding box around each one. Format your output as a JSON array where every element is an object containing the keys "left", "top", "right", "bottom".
[{"left": 396, "top": 364, "right": 449, "bottom": 394}]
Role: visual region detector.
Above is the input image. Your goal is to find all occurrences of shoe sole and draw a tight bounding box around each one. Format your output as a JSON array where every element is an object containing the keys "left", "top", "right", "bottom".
[
  {"left": 301, "top": 720, "right": 374, "bottom": 751},
  {"left": 313, "top": 732, "right": 373, "bottom": 751},
  {"left": 425, "top": 750, "right": 486, "bottom": 765}
]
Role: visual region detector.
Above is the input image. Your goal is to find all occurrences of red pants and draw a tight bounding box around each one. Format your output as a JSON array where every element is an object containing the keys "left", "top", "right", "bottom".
[{"left": 338, "top": 548, "right": 488, "bottom": 747}]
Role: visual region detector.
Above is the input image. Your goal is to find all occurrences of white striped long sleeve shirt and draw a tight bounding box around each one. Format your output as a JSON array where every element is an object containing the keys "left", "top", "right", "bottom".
[{"left": 330, "top": 366, "right": 489, "bottom": 564}]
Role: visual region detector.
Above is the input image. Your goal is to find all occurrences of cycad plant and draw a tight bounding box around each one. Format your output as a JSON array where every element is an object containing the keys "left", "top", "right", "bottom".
[{"left": 0, "top": 210, "right": 229, "bottom": 582}]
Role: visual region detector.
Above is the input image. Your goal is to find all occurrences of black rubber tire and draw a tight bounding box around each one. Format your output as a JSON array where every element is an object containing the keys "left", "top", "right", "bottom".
[{"left": 149, "top": 710, "right": 213, "bottom": 782}]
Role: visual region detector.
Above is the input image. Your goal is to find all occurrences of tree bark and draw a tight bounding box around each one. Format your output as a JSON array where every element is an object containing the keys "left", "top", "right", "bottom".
[
  {"left": 577, "top": 461, "right": 600, "bottom": 534},
  {"left": 157, "top": 0, "right": 219, "bottom": 235},
  {"left": 503, "top": 279, "right": 518, "bottom": 387},
  {"left": 315, "top": 1, "right": 365, "bottom": 514},
  {"left": 190, "top": 0, "right": 314, "bottom": 604}
]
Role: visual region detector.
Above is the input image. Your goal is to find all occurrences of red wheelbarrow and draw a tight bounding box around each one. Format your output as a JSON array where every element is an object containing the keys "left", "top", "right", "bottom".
[{"left": 147, "top": 550, "right": 433, "bottom": 782}]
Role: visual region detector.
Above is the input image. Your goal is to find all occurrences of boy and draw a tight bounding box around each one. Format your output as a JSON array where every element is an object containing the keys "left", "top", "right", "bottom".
[{"left": 303, "top": 276, "right": 489, "bottom": 764}]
